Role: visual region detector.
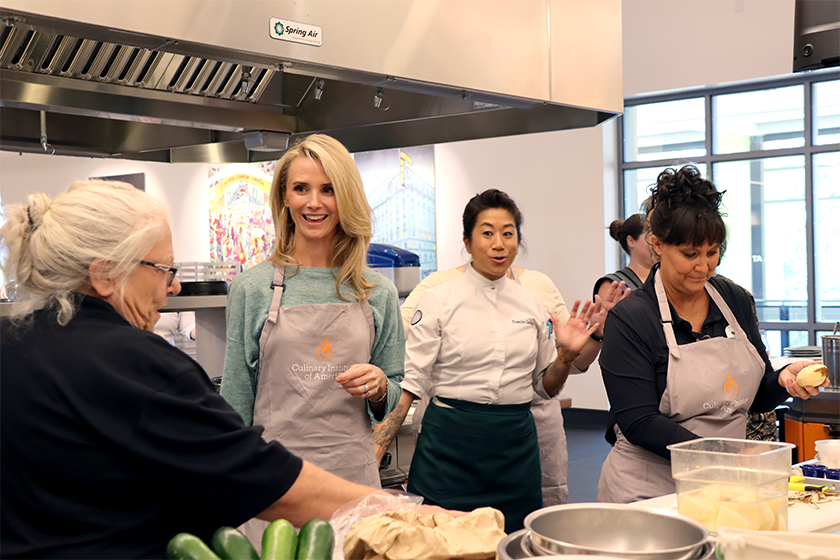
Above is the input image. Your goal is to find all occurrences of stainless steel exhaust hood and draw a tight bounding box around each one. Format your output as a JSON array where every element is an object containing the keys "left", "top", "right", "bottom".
[{"left": 0, "top": 0, "right": 622, "bottom": 162}]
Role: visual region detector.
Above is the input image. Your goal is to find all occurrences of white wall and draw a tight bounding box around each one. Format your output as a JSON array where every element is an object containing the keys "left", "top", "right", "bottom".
[
  {"left": 622, "top": 0, "right": 795, "bottom": 97},
  {"left": 0, "top": 152, "right": 211, "bottom": 262}
]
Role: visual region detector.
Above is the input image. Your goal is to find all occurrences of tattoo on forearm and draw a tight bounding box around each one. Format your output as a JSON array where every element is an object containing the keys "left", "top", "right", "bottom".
[{"left": 373, "top": 401, "right": 409, "bottom": 451}]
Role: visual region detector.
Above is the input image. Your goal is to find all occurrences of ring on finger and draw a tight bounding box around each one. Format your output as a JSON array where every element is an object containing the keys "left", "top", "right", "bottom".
[{"left": 364, "top": 383, "right": 369, "bottom": 396}]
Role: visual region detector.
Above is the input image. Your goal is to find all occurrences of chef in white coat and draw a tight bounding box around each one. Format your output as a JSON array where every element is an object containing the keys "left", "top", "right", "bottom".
[
  {"left": 381, "top": 189, "right": 600, "bottom": 533},
  {"left": 375, "top": 265, "right": 626, "bottom": 506}
]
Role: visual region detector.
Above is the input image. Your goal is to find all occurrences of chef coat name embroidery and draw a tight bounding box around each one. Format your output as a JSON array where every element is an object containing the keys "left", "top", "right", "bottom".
[
  {"left": 318, "top": 337, "right": 335, "bottom": 361},
  {"left": 511, "top": 319, "right": 536, "bottom": 326}
]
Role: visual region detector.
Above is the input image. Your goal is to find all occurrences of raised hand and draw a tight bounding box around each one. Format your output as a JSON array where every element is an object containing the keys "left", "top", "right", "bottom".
[
  {"left": 552, "top": 299, "right": 598, "bottom": 359},
  {"left": 589, "top": 280, "right": 630, "bottom": 337}
]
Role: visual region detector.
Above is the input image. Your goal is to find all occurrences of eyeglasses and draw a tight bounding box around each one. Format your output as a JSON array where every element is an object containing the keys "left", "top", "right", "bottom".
[{"left": 135, "top": 260, "right": 179, "bottom": 286}]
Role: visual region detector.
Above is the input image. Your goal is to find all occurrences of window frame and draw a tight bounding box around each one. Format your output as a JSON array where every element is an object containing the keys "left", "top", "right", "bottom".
[{"left": 618, "top": 69, "right": 840, "bottom": 351}]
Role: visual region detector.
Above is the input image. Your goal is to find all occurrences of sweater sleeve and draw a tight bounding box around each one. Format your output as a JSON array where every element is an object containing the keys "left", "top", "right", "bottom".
[
  {"left": 367, "top": 273, "right": 406, "bottom": 423},
  {"left": 220, "top": 267, "right": 272, "bottom": 426}
]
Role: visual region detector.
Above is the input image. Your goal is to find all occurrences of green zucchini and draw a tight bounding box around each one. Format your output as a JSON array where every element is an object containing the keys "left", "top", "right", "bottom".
[
  {"left": 262, "top": 519, "right": 298, "bottom": 560},
  {"left": 210, "top": 526, "right": 259, "bottom": 560},
  {"left": 166, "top": 533, "right": 222, "bottom": 560},
  {"left": 295, "top": 519, "right": 334, "bottom": 560}
]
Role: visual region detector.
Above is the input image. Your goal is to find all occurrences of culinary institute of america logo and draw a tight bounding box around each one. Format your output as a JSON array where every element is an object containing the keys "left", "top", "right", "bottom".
[
  {"left": 723, "top": 374, "right": 738, "bottom": 397},
  {"left": 318, "top": 337, "right": 334, "bottom": 361}
]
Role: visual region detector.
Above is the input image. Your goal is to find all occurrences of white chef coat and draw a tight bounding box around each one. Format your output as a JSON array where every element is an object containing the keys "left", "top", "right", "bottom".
[
  {"left": 154, "top": 311, "right": 196, "bottom": 346},
  {"left": 402, "top": 263, "right": 558, "bottom": 405}
]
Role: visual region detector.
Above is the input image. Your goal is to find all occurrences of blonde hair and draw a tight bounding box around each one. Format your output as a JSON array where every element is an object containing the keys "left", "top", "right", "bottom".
[
  {"left": 1, "top": 180, "right": 169, "bottom": 325},
  {"left": 269, "top": 134, "right": 375, "bottom": 301}
]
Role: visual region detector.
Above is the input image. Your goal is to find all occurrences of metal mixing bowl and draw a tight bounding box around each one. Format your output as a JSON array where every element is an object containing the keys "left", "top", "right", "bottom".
[{"left": 524, "top": 503, "right": 710, "bottom": 560}]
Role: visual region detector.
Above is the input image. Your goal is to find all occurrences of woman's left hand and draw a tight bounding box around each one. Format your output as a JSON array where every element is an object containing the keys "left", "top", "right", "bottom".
[
  {"left": 589, "top": 280, "right": 631, "bottom": 337},
  {"left": 552, "top": 299, "right": 598, "bottom": 359},
  {"left": 779, "top": 360, "right": 830, "bottom": 399},
  {"left": 336, "top": 363, "right": 388, "bottom": 401}
]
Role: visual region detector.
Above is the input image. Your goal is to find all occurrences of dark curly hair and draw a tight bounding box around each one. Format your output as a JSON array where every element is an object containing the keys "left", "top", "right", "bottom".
[
  {"left": 648, "top": 165, "right": 727, "bottom": 254},
  {"left": 462, "top": 189, "right": 523, "bottom": 243}
]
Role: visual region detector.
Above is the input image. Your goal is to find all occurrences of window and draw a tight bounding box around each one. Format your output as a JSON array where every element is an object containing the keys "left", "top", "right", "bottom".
[{"left": 620, "top": 70, "right": 840, "bottom": 357}]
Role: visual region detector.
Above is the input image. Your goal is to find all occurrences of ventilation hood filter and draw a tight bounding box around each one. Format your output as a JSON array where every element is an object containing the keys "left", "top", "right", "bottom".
[{"left": 0, "top": 0, "right": 623, "bottom": 162}]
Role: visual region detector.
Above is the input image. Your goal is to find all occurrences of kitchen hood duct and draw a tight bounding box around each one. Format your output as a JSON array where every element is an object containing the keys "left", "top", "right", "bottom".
[
  {"left": 0, "top": 0, "right": 623, "bottom": 162},
  {"left": 243, "top": 131, "right": 291, "bottom": 152}
]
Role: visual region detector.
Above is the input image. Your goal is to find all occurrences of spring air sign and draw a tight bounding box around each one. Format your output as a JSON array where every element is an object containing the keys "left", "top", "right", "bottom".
[{"left": 269, "top": 18, "right": 322, "bottom": 47}]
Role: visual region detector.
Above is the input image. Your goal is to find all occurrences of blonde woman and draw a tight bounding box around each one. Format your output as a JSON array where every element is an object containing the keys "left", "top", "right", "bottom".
[{"left": 221, "top": 134, "right": 404, "bottom": 491}]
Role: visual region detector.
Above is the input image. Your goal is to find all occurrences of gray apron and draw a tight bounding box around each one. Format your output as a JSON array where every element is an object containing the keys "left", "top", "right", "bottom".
[
  {"left": 531, "top": 395, "right": 569, "bottom": 506},
  {"left": 598, "top": 270, "right": 766, "bottom": 503},
  {"left": 241, "top": 266, "right": 380, "bottom": 546}
]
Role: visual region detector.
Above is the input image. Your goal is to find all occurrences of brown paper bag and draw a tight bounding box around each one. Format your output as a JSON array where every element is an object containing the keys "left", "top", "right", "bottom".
[{"left": 343, "top": 507, "right": 506, "bottom": 560}]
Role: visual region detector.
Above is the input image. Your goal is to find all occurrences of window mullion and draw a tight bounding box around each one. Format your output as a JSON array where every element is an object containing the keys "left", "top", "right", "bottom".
[{"left": 803, "top": 82, "right": 817, "bottom": 343}]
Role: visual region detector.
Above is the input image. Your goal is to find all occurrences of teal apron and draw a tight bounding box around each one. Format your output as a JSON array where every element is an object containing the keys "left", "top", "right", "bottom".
[{"left": 407, "top": 396, "right": 542, "bottom": 533}]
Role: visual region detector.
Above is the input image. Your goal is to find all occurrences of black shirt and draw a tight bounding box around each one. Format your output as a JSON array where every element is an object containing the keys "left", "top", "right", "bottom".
[
  {"left": 1, "top": 296, "right": 303, "bottom": 559},
  {"left": 599, "top": 264, "right": 788, "bottom": 459}
]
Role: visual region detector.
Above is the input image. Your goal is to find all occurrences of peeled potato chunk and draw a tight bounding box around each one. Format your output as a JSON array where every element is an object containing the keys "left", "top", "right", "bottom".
[
  {"left": 796, "top": 364, "right": 828, "bottom": 387},
  {"left": 715, "top": 504, "right": 751, "bottom": 530}
]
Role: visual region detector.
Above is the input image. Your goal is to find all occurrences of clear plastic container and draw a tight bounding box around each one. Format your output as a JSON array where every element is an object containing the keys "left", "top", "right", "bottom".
[
  {"left": 814, "top": 439, "right": 840, "bottom": 469},
  {"left": 668, "top": 438, "right": 794, "bottom": 532}
]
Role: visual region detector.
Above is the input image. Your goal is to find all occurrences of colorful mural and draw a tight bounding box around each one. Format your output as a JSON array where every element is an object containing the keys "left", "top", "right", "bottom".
[{"left": 208, "top": 162, "right": 277, "bottom": 269}]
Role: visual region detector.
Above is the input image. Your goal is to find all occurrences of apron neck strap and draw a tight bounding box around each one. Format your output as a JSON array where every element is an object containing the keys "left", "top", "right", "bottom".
[
  {"left": 705, "top": 279, "right": 741, "bottom": 333},
  {"left": 267, "top": 266, "right": 286, "bottom": 324},
  {"left": 654, "top": 269, "right": 681, "bottom": 357}
]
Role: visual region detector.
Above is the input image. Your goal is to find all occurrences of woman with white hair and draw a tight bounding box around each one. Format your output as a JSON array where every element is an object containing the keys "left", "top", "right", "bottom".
[
  {"left": 0, "top": 180, "right": 398, "bottom": 559},
  {"left": 221, "top": 134, "right": 404, "bottom": 489}
]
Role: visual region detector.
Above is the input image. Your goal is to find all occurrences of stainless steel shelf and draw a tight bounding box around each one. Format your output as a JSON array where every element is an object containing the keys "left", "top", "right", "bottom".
[{"left": 163, "top": 295, "right": 227, "bottom": 310}]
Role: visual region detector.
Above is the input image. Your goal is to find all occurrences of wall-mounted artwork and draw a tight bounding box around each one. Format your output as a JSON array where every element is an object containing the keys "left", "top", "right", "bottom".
[
  {"left": 355, "top": 145, "right": 436, "bottom": 279},
  {"left": 208, "top": 162, "right": 276, "bottom": 269}
]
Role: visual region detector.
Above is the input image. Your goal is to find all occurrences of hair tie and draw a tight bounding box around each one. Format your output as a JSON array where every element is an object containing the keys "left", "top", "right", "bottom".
[{"left": 27, "top": 206, "right": 36, "bottom": 230}]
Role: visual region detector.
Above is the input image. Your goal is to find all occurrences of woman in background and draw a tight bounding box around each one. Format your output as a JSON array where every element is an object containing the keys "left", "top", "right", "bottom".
[
  {"left": 222, "top": 135, "right": 404, "bottom": 493},
  {"left": 593, "top": 213, "right": 653, "bottom": 300}
]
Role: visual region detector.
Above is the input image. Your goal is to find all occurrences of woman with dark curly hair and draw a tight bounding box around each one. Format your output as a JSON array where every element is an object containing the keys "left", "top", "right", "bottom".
[{"left": 596, "top": 165, "right": 826, "bottom": 504}]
